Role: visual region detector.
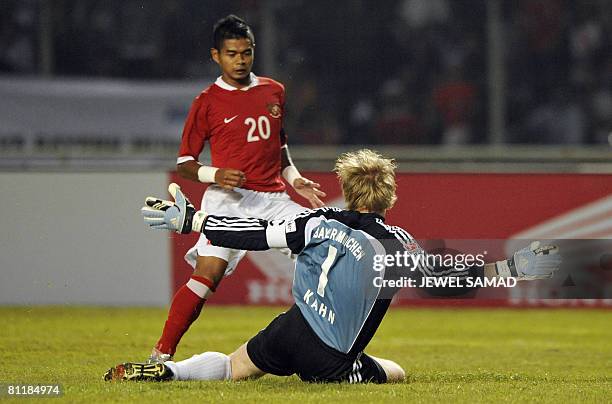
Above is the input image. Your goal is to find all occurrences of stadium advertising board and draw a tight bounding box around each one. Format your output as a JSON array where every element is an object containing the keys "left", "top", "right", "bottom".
[{"left": 170, "top": 172, "right": 612, "bottom": 308}]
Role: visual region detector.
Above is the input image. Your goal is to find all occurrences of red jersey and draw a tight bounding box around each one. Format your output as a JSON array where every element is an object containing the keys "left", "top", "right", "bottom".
[{"left": 178, "top": 74, "right": 287, "bottom": 192}]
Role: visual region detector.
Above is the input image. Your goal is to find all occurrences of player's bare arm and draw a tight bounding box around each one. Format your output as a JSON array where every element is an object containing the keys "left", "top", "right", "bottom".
[
  {"left": 281, "top": 145, "right": 326, "bottom": 208},
  {"left": 177, "top": 160, "right": 246, "bottom": 190}
]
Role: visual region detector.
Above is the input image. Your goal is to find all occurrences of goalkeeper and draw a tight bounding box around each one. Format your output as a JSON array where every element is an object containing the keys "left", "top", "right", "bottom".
[{"left": 105, "top": 149, "right": 562, "bottom": 384}]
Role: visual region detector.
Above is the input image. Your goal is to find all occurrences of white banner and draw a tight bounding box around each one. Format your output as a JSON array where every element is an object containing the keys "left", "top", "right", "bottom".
[
  {"left": 0, "top": 172, "right": 171, "bottom": 305},
  {"left": 0, "top": 76, "right": 210, "bottom": 143}
]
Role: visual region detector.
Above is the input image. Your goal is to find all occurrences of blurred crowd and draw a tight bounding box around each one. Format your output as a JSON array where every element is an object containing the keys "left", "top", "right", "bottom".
[{"left": 1, "top": 0, "right": 610, "bottom": 145}]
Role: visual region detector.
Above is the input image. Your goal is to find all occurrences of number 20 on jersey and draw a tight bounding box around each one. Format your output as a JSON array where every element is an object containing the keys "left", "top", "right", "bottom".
[{"left": 245, "top": 116, "right": 271, "bottom": 142}]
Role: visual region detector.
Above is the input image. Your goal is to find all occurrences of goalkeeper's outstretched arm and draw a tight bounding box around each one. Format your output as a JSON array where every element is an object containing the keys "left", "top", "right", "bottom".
[
  {"left": 486, "top": 241, "right": 562, "bottom": 281},
  {"left": 140, "top": 183, "right": 309, "bottom": 253},
  {"left": 141, "top": 183, "right": 562, "bottom": 282}
]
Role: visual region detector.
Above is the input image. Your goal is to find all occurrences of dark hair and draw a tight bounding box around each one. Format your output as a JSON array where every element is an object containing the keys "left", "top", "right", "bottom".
[{"left": 212, "top": 15, "right": 255, "bottom": 50}]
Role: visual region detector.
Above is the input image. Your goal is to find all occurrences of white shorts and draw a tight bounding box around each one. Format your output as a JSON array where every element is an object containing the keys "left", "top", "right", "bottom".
[{"left": 185, "top": 185, "right": 306, "bottom": 275}]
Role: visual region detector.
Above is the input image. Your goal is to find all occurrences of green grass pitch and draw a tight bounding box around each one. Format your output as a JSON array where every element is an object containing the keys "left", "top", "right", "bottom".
[{"left": 1, "top": 306, "right": 610, "bottom": 403}]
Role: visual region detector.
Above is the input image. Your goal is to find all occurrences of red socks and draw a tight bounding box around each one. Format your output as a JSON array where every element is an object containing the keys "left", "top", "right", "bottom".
[{"left": 155, "top": 275, "right": 215, "bottom": 355}]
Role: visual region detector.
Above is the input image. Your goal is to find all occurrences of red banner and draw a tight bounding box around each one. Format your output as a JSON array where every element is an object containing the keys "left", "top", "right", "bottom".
[{"left": 169, "top": 173, "right": 612, "bottom": 307}]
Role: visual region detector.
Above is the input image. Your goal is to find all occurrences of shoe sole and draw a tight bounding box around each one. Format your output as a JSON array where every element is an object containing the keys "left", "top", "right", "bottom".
[{"left": 103, "top": 363, "right": 167, "bottom": 381}]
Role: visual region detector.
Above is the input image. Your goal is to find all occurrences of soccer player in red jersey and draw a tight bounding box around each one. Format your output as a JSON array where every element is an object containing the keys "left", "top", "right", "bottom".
[{"left": 149, "top": 15, "right": 326, "bottom": 362}]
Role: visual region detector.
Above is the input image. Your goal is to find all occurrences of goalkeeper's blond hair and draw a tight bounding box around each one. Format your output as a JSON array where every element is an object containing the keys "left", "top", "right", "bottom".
[{"left": 334, "top": 149, "right": 397, "bottom": 214}]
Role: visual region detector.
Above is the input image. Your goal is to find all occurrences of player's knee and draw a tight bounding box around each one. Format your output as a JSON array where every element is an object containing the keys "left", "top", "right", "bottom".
[
  {"left": 194, "top": 256, "right": 229, "bottom": 286},
  {"left": 386, "top": 362, "right": 405, "bottom": 382},
  {"left": 228, "top": 356, "right": 250, "bottom": 381},
  {"left": 229, "top": 343, "right": 265, "bottom": 381},
  {"left": 372, "top": 356, "right": 405, "bottom": 383}
]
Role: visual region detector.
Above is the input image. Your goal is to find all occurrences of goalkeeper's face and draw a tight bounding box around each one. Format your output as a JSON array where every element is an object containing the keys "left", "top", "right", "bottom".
[{"left": 211, "top": 38, "right": 255, "bottom": 86}]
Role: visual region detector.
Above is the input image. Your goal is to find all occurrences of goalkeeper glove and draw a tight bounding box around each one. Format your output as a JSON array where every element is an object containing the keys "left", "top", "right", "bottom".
[
  {"left": 495, "top": 241, "right": 562, "bottom": 281},
  {"left": 140, "top": 183, "right": 207, "bottom": 234}
]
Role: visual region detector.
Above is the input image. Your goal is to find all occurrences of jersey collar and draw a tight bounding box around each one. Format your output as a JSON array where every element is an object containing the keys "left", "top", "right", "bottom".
[{"left": 214, "top": 73, "right": 259, "bottom": 91}]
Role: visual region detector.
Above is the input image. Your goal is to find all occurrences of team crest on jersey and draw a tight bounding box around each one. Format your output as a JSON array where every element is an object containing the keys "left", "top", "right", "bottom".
[{"left": 267, "top": 103, "right": 282, "bottom": 118}]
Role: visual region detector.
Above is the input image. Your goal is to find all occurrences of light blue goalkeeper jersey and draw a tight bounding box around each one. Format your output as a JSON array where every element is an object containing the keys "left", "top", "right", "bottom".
[
  {"left": 292, "top": 218, "right": 385, "bottom": 354},
  {"left": 202, "top": 207, "right": 482, "bottom": 356}
]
